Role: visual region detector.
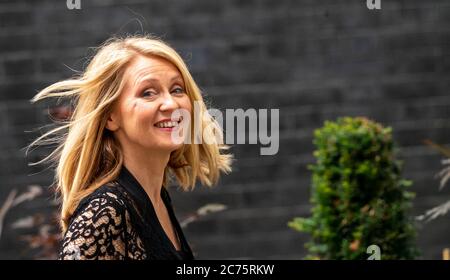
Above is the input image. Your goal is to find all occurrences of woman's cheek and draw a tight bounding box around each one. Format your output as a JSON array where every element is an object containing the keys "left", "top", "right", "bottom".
[
  {"left": 133, "top": 100, "right": 157, "bottom": 121},
  {"left": 182, "top": 96, "right": 192, "bottom": 112}
]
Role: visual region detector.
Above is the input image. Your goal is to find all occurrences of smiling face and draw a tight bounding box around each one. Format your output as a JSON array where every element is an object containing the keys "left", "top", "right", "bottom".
[{"left": 106, "top": 55, "right": 192, "bottom": 154}]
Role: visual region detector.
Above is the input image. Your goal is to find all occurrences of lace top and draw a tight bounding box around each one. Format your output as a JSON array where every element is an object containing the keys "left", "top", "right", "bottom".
[{"left": 58, "top": 167, "right": 194, "bottom": 260}]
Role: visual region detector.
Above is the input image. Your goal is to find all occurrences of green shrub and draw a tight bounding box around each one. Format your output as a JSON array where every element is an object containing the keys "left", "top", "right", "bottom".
[{"left": 289, "top": 117, "right": 419, "bottom": 260}]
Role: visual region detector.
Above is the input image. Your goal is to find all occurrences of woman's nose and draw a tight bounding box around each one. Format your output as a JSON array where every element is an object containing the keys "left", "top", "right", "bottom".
[{"left": 160, "top": 92, "right": 179, "bottom": 111}]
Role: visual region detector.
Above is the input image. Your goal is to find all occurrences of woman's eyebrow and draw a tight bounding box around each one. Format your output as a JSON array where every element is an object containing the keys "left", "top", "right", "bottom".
[
  {"left": 133, "top": 75, "right": 183, "bottom": 88},
  {"left": 170, "top": 75, "right": 184, "bottom": 84},
  {"left": 133, "top": 76, "right": 157, "bottom": 88},
  {"left": 132, "top": 67, "right": 157, "bottom": 87},
  {"left": 125, "top": 76, "right": 155, "bottom": 96}
]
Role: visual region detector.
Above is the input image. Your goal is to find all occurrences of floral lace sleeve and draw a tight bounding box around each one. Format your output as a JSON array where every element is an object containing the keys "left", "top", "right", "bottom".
[{"left": 58, "top": 191, "right": 130, "bottom": 260}]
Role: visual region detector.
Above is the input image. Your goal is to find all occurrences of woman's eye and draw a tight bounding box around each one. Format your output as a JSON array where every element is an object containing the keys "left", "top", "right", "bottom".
[
  {"left": 172, "top": 87, "right": 185, "bottom": 95},
  {"left": 142, "top": 90, "right": 157, "bottom": 98}
]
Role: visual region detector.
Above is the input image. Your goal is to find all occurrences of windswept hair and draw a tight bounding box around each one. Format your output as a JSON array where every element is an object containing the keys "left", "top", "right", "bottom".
[{"left": 29, "top": 35, "right": 232, "bottom": 232}]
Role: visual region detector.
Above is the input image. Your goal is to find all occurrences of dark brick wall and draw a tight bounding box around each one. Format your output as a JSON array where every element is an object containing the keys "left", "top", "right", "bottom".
[{"left": 0, "top": 0, "right": 449, "bottom": 259}]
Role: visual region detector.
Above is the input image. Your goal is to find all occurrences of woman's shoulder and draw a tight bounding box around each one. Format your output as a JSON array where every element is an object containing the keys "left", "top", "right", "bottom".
[
  {"left": 60, "top": 183, "right": 131, "bottom": 260},
  {"left": 71, "top": 182, "right": 129, "bottom": 220}
]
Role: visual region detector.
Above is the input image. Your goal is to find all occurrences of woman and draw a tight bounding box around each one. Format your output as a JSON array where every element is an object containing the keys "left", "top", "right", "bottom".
[{"left": 30, "top": 36, "right": 232, "bottom": 260}]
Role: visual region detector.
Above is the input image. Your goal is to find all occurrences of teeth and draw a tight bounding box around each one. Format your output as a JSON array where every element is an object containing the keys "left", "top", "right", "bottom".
[
  {"left": 155, "top": 117, "right": 182, "bottom": 128},
  {"left": 156, "top": 121, "right": 179, "bottom": 128}
]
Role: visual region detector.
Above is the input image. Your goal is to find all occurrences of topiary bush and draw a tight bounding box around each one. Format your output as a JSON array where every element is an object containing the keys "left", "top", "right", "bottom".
[{"left": 289, "top": 117, "right": 419, "bottom": 260}]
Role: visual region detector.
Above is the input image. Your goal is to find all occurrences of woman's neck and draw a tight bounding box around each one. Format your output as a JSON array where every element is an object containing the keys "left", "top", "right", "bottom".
[{"left": 122, "top": 146, "right": 170, "bottom": 208}]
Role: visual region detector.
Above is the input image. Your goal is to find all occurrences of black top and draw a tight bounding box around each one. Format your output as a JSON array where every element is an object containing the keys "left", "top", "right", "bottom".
[{"left": 59, "top": 166, "right": 194, "bottom": 260}]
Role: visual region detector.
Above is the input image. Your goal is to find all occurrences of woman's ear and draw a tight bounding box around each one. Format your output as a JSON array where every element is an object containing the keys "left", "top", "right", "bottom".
[{"left": 106, "top": 111, "right": 120, "bottom": 132}]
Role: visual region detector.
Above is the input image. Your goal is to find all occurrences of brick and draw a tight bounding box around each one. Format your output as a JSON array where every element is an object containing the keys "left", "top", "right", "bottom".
[
  {"left": 3, "top": 57, "right": 36, "bottom": 77},
  {"left": 0, "top": 79, "right": 48, "bottom": 101},
  {"left": 0, "top": 10, "right": 33, "bottom": 28}
]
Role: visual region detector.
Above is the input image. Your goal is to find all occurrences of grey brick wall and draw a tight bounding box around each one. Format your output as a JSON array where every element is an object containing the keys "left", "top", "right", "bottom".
[{"left": 0, "top": 0, "right": 449, "bottom": 259}]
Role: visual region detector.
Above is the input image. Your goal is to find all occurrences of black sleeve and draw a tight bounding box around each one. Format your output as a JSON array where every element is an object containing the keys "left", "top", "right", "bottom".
[{"left": 59, "top": 192, "right": 129, "bottom": 260}]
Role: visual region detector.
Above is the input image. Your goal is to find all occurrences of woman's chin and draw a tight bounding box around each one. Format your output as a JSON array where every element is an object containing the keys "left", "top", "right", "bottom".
[{"left": 154, "top": 141, "right": 183, "bottom": 153}]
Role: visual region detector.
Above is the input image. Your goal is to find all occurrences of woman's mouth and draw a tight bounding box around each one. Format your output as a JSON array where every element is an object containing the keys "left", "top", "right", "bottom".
[{"left": 154, "top": 116, "right": 183, "bottom": 131}]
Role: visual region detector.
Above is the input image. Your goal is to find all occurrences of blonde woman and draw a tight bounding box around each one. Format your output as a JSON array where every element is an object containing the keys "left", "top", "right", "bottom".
[{"left": 30, "top": 36, "right": 232, "bottom": 260}]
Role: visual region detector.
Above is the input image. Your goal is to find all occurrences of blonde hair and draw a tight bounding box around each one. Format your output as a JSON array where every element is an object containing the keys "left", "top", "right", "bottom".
[{"left": 29, "top": 35, "right": 232, "bottom": 232}]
